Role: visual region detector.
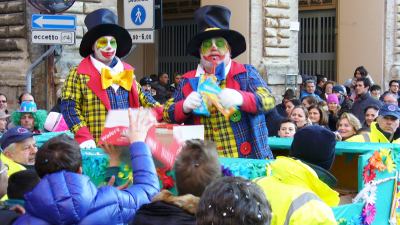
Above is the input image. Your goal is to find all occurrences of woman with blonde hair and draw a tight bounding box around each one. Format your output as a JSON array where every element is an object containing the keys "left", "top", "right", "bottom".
[
  {"left": 289, "top": 106, "right": 311, "bottom": 130},
  {"left": 336, "top": 113, "right": 361, "bottom": 141}
]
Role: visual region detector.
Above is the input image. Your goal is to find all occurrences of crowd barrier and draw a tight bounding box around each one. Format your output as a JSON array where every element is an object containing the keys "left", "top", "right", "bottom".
[{"left": 34, "top": 133, "right": 400, "bottom": 225}]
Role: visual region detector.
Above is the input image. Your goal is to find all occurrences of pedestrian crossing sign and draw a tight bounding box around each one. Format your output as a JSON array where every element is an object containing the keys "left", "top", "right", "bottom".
[{"left": 123, "top": 0, "right": 154, "bottom": 30}]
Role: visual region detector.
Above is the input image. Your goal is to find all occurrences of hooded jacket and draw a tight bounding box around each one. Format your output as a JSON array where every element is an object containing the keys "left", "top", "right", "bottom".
[
  {"left": 13, "top": 142, "right": 160, "bottom": 225},
  {"left": 255, "top": 157, "right": 339, "bottom": 225}
]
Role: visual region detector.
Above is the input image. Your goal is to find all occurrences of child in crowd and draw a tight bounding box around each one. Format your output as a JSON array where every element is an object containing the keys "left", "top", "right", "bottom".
[
  {"left": 289, "top": 106, "right": 310, "bottom": 130},
  {"left": 131, "top": 139, "right": 222, "bottom": 225},
  {"left": 327, "top": 94, "right": 341, "bottom": 131},
  {"left": 278, "top": 119, "right": 296, "bottom": 138},
  {"left": 5, "top": 170, "right": 40, "bottom": 208},
  {"left": 13, "top": 108, "right": 160, "bottom": 224},
  {"left": 197, "top": 176, "right": 272, "bottom": 225}
]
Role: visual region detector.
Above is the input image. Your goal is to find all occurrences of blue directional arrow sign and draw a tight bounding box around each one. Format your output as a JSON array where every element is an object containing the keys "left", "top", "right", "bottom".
[{"left": 32, "top": 14, "right": 76, "bottom": 30}]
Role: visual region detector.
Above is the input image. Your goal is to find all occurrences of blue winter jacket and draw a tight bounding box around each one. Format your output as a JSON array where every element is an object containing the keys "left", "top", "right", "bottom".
[{"left": 13, "top": 142, "right": 160, "bottom": 225}]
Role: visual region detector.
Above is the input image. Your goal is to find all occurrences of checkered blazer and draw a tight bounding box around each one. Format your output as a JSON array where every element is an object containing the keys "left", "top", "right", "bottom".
[
  {"left": 61, "top": 56, "right": 161, "bottom": 144},
  {"left": 163, "top": 61, "right": 275, "bottom": 159}
]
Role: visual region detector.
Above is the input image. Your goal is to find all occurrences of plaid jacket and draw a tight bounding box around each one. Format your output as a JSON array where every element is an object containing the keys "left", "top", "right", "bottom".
[
  {"left": 163, "top": 61, "right": 275, "bottom": 159},
  {"left": 61, "top": 56, "right": 161, "bottom": 144}
]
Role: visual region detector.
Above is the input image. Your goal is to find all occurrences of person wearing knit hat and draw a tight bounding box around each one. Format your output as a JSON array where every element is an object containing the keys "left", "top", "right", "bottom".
[
  {"left": 163, "top": 5, "right": 276, "bottom": 159},
  {"left": 255, "top": 125, "right": 339, "bottom": 225},
  {"left": 61, "top": 8, "right": 163, "bottom": 148},
  {"left": 326, "top": 94, "right": 341, "bottom": 131}
]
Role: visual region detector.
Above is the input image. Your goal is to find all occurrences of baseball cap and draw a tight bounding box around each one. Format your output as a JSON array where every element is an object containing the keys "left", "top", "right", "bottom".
[
  {"left": 0, "top": 126, "right": 33, "bottom": 150},
  {"left": 379, "top": 104, "right": 400, "bottom": 119}
]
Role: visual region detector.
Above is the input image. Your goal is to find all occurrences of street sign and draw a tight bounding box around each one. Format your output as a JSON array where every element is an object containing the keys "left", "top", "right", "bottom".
[
  {"left": 32, "top": 30, "right": 75, "bottom": 45},
  {"left": 123, "top": 0, "right": 154, "bottom": 29},
  {"left": 129, "top": 30, "right": 154, "bottom": 43},
  {"left": 32, "top": 14, "right": 76, "bottom": 30}
]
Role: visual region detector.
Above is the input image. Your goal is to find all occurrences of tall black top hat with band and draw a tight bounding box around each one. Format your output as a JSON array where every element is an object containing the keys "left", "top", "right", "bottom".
[
  {"left": 80, "top": 8, "right": 132, "bottom": 58},
  {"left": 186, "top": 5, "right": 246, "bottom": 59}
]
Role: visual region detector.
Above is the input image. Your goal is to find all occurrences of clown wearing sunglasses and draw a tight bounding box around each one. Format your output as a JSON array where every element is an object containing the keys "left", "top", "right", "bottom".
[
  {"left": 164, "top": 5, "right": 276, "bottom": 159},
  {"left": 61, "top": 9, "right": 162, "bottom": 148}
]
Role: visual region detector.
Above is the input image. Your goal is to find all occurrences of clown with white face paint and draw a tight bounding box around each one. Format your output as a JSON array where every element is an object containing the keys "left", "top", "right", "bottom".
[
  {"left": 61, "top": 9, "right": 162, "bottom": 148},
  {"left": 164, "top": 5, "right": 276, "bottom": 159},
  {"left": 93, "top": 36, "right": 117, "bottom": 65}
]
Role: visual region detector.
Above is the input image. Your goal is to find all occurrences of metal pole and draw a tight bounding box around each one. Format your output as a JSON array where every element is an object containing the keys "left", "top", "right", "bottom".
[
  {"left": 25, "top": 45, "right": 57, "bottom": 93},
  {"left": 47, "top": 46, "right": 55, "bottom": 110}
]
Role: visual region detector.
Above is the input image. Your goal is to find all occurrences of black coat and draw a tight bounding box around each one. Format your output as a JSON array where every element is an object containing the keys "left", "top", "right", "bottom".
[{"left": 130, "top": 201, "right": 196, "bottom": 225}]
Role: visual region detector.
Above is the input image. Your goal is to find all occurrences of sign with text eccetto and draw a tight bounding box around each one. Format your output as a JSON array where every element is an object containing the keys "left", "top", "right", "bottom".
[{"left": 31, "top": 14, "right": 76, "bottom": 45}]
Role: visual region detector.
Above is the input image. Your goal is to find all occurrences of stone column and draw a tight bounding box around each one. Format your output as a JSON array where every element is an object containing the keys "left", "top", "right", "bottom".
[
  {"left": 251, "top": 0, "right": 300, "bottom": 103},
  {"left": 387, "top": 0, "right": 400, "bottom": 88}
]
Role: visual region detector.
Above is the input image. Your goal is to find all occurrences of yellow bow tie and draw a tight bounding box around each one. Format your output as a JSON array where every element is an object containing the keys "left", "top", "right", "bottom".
[{"left": 101, "top": 68, "right": 134, "bottom": 91}]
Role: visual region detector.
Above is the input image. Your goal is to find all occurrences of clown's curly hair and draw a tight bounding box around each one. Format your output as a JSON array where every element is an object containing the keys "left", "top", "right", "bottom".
[{"left": 11, "top": 110, "right": 48, "bottom": 131}]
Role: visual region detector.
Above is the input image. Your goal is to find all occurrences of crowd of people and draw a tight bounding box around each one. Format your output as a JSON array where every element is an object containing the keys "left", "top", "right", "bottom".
[
  {"left": 269, "top": 70, "right": 400, "bottom": 144},
  {"left": 0, "top": 4, "right": 399, "bottom": 225}
]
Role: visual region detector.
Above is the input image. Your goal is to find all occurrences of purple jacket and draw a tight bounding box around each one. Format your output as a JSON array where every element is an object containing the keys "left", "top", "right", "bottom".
[{"left": 13, "top": 142, "right": 159, "bottom": 225}]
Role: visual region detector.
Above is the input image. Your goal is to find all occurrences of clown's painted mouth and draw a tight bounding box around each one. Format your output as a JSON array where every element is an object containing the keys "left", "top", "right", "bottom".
[
  {"left": 101, "top": 51, "right": 115, "bottom": 58},
  {"left": 204, "top": 54, "right": 224, "bottom": 62}
]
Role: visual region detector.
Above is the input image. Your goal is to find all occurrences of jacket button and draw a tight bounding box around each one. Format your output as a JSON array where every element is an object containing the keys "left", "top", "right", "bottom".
[
  {"left": 230, "top": 111, "right": 241, "bottom": 122},
  {"left": 240, "top": 142, "right": 251, "bottom": 155}
]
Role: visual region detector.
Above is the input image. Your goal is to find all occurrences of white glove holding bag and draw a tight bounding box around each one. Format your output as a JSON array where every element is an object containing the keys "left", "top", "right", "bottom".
[
  {"left": 218, "top": 88, "right": 243, "bottom": 109},
  {"left": 183, "top": 91, "right": 202, "bottom": 113},
  {"left": 79, "top": 139, "right": 97, "bottom": 149}
]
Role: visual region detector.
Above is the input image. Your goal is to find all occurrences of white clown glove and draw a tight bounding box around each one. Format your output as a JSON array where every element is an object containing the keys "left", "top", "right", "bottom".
[
  {"left": 218, "top": 88, "right": 244, "bottom": 109},
  {"left": 79, "top": 139, "right": 97, "bottom": 149},
  {"left": 183, "top": 91, "right": 202, "bottom": 113}
]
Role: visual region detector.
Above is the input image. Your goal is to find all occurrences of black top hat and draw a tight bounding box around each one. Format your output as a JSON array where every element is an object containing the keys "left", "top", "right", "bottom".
[
  {"left": 80, "top": 8, "right": 132, "bottom": 58},
  {"left": 186, "top": 5, "right": 246, "bottom": 59}
]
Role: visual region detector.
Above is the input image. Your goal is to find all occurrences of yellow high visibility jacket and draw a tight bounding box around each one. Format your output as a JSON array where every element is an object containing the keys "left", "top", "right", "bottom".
[
  {"left": 0, "top": 154, "right": 25, "bottom": 177},
  {"left": 255, "top": 157, "right": 339, "bottom": 225},
  {"left": 346, "top": 122, "right": 400, "bottom": 143},
  {"left": 0, "top": 154, "right": 26, "bottom": 201}
]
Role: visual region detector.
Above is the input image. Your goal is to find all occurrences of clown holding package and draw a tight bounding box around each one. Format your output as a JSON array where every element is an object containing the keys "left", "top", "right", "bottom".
[{"left": 163, "top": 5, "right": 276, "bottom": 159}]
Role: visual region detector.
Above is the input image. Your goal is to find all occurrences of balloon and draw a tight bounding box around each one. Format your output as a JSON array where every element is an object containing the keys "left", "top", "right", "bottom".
[{"left": 28, "top": 0, "right": 75, "bottom": 14}]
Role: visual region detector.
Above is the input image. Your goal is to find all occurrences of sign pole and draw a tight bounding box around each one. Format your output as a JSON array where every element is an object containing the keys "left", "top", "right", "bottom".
[{"left": 46, "top": 45, "right": 56, "bottom": 110}]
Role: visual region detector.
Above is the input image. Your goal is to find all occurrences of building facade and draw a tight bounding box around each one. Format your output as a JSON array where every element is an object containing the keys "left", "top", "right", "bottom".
[{"left": 1, "top": 0, "right": 399, "bottom": 109}]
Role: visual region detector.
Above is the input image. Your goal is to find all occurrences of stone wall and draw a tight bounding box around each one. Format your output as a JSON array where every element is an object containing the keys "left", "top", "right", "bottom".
[
  {"left": 0, "top": 0, "right": 33, "bottom": 109},
  {"left": 251, "top": 0, "right": 300, "bottom": 103}
]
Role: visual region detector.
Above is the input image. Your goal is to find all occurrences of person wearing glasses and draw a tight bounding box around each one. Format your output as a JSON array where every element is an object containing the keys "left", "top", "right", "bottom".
[{"left": 0, "top": 126, "right": 37, "bottom": 176}]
